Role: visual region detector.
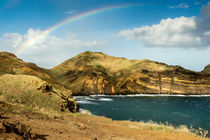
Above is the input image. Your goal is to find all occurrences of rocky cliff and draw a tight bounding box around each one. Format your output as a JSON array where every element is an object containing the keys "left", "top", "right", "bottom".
[{"left": 51, "top": 51, "right": 210, "bottom": 95}]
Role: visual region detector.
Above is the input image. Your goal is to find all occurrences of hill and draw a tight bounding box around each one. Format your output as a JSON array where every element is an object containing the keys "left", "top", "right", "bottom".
[
  {"left": 0, "top": 52, "right": 78, "bottom": 113},
  {"left": 203, "top": 64, "right": 210, "bottom": 74},
  {"left": 1, "top": 51, "right": 210, "bottom": 96},
  {"left": 0, "top": 52, "right": 54, "bottom": 83},
  {"left": 51, "top": 51, "right": 210, "bottom": 95}
]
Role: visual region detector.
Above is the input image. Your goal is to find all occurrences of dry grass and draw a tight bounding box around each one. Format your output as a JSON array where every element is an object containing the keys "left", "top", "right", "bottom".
[
  {"left": 0, "top": 74, "right": 65, "bottom": 111},
  {"left": 127, "top": 120, "right": 209, "bottom": 138}
]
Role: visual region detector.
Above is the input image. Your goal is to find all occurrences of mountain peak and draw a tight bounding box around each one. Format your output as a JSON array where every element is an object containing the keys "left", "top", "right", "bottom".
[{"left": 202, "top": 64, "right": 210, "bottom": 74}]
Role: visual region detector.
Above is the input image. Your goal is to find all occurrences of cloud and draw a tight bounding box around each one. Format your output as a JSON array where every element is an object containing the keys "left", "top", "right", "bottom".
[
  {"left": 0, "top": 28, "right": 108, "bottom": 67},
  {"left": 169, "top": 3, "right": 190, "bottom": 9},
  {"left": 119, "top": 2, "right": 210, "bottom": 48}
]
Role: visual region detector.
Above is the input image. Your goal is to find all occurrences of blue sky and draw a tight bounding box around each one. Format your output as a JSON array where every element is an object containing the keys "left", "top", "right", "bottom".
[{"left": 0, "top": 0, "right": 210, "bottom": 71}]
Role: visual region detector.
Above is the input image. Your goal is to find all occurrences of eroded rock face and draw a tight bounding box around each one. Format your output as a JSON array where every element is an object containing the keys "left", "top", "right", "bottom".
[{"left": 51, "top": 51, "right": 210, "bottom": 95}]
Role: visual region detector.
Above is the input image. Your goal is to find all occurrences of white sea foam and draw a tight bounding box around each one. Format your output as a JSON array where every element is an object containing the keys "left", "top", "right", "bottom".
[
  {"left": 97, "top": 98, "right": 113, "bottom": 101},
  {"left": 74, "top": 94, "right": 210, "bottom": 103},
  {"left": 76, "top": 100, "right": 98, "bottom": 105},
  {"left": 83, "top": 94, "right": 210, "bottom": 97},
  {"left": 75, "top": 96, "right": 114, "bottom": 101},
  {"left": 79, "top": 108, "right": 92, "bottom": 115}
]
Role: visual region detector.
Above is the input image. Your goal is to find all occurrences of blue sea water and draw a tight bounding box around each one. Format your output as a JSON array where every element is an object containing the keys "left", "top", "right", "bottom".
[{"left": 75, "top": 95, "right": 210, "bottom": 137}]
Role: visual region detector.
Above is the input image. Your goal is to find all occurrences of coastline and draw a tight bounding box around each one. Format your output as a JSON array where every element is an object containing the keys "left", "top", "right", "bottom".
[
  {"left": 0, "top": 101, "right": 209, "bottom": 140},
  {"left": 75, "top": 94, "right": 210, "bottom": 138},
  {"left": 73, "top": 94, "right": 210, "bottom": 97}
]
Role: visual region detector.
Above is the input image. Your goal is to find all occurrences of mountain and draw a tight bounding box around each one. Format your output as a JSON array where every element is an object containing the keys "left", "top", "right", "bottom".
[
  {"left": 202, "top": 64, "right": 210, "bottom": 74},
  {"left": 50, "top": 51, "right": 210, "bottom": 95},
  {"left": 1, "top": 51, "right": 210, "bottom": 96},
  {"left": 0, "top": 52, "right": 54, "bottom": 82},
  {"left": 0, "top": 52, "right": 78, "bottom": 112},
  {"left": 0, "top": 52, "right": 208, "bottom": 139}
]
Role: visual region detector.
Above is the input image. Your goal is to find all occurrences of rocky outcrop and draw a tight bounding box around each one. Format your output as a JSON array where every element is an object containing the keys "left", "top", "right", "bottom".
[{"left": 51, "top": 51, "right": 210, "bottom": 95}]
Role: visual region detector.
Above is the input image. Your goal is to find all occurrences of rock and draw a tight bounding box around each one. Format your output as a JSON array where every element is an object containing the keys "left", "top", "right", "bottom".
[
  {"left": 68, "top": 98, "right": 79, "bottom": 113},
  {"left": 2, "top": 121, "right": 32, "bottom": 139},
  {"left": 30, "top": 133, "right": 37, "bottom": 139},
  {"left": 79, "top": 123, "right": 86, "bottom": 130},
  {"left": 0, "top": 122, "right": 6, "bottom": 133},
  {"left": 74, "top": 122, "right": 86, "bottom": 130},
  {"left": 59, "top": 97, "right": 79, "bottom": 113},
  {"left": 16, "top": 123, "right": 31, "bottom": 139}
]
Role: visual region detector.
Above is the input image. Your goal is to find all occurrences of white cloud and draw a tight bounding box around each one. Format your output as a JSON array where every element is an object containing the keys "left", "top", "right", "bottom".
[
  {"left": 119, "top": 17, "right": 205, "bottom": 47},
  {"left": 119, "top": 2, "right": 210, "bottom": 49},
  {"left": 0, "top": 28, "right": 108, "bottom": 67},
  {"left": 169, "top": 3, "right": 190, "bottom": 9}
]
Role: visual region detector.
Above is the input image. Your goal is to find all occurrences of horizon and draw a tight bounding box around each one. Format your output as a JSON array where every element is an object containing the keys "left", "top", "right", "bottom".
[{"left": 0, "top": 0, "right": 210, "bottom": 71}]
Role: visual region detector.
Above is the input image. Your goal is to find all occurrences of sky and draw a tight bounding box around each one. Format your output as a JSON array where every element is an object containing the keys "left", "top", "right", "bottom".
[{"left": 0, "top": 0, "right": 210, "bottom": 71}]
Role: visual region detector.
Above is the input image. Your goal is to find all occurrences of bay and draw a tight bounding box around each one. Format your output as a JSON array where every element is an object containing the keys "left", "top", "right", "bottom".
[{"left": 75, "top": 95, "right": 210, "bottom": 137}]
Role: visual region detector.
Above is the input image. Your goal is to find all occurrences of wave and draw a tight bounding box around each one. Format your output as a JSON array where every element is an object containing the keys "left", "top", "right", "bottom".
[
  {"left": 78, "top": 94, "right": 210, "bottom": 97},
  {"left": 74, "top": 96, "right": 114, "bottom": 101},
  {"left": 76, "top": 100, "right": 98, "bottom": 105},
  {"left": 97, "top": 98, "right": 113, "bottom": 101},
  {"left": 79, "top": 108, "right": 92, "bottom": 115}
]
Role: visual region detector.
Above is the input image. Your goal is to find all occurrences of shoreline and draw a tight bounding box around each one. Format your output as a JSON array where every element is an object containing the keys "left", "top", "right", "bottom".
[
  {"left": 0, "top": 100, "right": 209, "bottom": 139},
  {"left": 73, "top": 94, "right": 210, "bottom": 98}
]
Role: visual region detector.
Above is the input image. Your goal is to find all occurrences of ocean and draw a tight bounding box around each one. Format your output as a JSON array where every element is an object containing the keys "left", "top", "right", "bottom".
[{"left": 75, "top": 95, "right": 210, "bottom": 137}]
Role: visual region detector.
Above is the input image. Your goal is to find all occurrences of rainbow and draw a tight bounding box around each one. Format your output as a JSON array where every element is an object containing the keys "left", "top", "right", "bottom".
[{"left": 14, "top": 4, "right": 138, "bottom": 55}]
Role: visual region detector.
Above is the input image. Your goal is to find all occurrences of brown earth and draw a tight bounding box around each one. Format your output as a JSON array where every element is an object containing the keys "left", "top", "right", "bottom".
[{"left": 0, "top": 101, "right": 209, "bottom": 140}]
